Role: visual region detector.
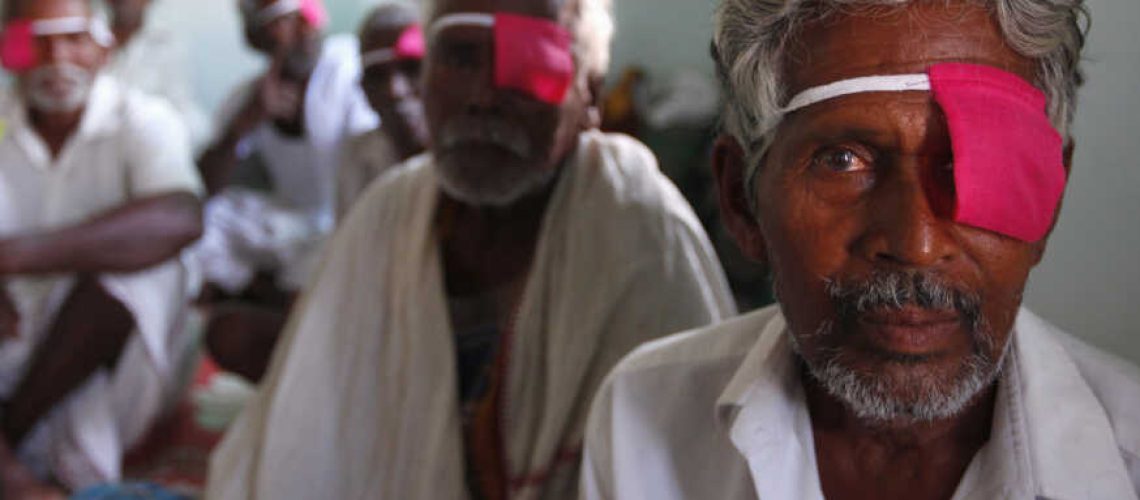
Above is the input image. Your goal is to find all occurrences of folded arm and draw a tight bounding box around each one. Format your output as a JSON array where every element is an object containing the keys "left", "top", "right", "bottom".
[{"left": 0, "top": 191, "right": 203, "bottom": 276}]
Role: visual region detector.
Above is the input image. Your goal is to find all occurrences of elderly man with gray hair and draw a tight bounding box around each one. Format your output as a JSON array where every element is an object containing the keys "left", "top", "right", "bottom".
[
  {"left": 206, "top": 0, "right": 735, "bottom": 498},
  {"left": 582, "top": 0, "right": 1140, "bottom": 499}
]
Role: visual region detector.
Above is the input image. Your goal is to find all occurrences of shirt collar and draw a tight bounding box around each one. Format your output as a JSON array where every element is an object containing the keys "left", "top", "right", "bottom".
[
  {"left": 3, "top": 74, "right": 119, "bottom": 166},
  {"left": 714, "top": 307, "right": 1136, "bottom": 500}
]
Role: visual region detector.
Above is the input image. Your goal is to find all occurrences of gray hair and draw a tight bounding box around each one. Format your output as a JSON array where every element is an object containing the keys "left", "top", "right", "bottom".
[
  {"left": 422, "top": 0, "right": 615, "bottom": 79},
  {"left": 712, "top": 0, "right": 1089, "bottom": 210}
]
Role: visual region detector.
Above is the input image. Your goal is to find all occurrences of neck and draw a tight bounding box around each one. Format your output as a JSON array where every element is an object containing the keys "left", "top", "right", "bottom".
[
  {"left": 387, "top": 129, "right": 425, "bottom": 162},
  {"left": 112, "top": 24, "right": 141, "bottom": 48},
  {"left": 28, "top": 105, "right": 86, "bottom": 157},
  {"left": 438, "top": 177, "right": 560, "bottom": 295}
]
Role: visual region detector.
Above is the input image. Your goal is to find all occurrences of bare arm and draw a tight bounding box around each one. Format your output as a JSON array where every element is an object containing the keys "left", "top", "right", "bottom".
[
  {"left": 0, "top": 192, "right": 203, "bottom": 276},
  {"left": 199, "top": 58, "right": 301, "bottom": 195},
  {"left": 197, "top": 126, "right": 252, "bottom": 196}
]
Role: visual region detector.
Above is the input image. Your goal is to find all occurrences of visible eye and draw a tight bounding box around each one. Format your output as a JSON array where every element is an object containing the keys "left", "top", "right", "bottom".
[{"left": 811, "top": 146, "right": 873, "bottom": 174}]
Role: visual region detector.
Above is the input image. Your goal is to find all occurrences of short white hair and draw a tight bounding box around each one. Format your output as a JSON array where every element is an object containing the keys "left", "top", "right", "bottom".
[{"left": 422, "top": 0, "right": 614, "bottom": 79}]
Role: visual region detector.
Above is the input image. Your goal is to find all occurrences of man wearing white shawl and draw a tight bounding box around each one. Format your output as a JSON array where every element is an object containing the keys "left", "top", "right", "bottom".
[{"left": 206, "top": 0, "right": 735, "bottom": 498}]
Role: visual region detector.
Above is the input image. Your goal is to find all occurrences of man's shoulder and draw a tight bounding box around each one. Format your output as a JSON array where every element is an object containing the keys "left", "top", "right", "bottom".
[
  {"left": 344, "top": 153, "right": 434, "bottom": 219},
  {"left": 113, "top": 77, "right": 182, "bottom": 121},
  {"left": 569, "top": 130, "right": 708, "bottom": 245},
  {"left": 607, "top": 307, "right": 777, "bottom": 390},
  {"left": 1018, "top": 309, "right": 1140, "bottom": 459}
]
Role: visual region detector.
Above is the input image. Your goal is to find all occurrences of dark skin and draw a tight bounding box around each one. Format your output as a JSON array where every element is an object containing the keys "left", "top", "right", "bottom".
[
  {"left": 712, "top": 3, "right": 1071, "bottom": 499},
  {"left": 424, "top": 0, "right": 596, "bottom": 495},
  {"left": 0, "top": 1, "right": 202, "bottom": 496},
  {"left": 105, "top": 0, "right": 150, "bottom": 47},
  {"left": 426, "top": 0, "right": 595, "bottom": 302},
  {"left": 197, "top": 0, "right": 319, "bottom": 195},
  {"left": 359, "top": 22, "right": 429, "bottom": 160}
]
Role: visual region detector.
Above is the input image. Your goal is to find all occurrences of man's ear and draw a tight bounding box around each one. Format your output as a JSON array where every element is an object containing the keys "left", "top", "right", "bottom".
[
  {"left": 712, "top": 134, "right": 768, "bottom": 265},
  {"left": 1032, "top": 138, "right": 1077, "bottom": 265},
  {"left": 1062, "top": 139, "right": 1075, "bottom": 177}
]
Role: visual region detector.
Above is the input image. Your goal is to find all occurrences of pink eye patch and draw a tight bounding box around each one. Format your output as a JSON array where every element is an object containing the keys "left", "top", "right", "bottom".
[
  {"left": 780, "top": 62, "right": 1066, "bottom": 242},
  {"left": 430, "top": 12, "right": 575, "bottom": 105},
  {"left": 360, "top": 24, "right": 425, "bottom": 68},
  {"left": 1, "top": 16, "right": 115, "bottom": 73},
  {"left": 1, "top": 20, "right": 36, "bottom": 73}
]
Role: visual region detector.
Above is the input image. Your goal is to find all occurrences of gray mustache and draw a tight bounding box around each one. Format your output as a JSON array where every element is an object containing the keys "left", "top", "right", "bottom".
[
  {"left": 826, "top": 270, "right": 984, "bottom": 328},
  {"left": 439, "top": 117, "right": 532, "bottom": 158}
]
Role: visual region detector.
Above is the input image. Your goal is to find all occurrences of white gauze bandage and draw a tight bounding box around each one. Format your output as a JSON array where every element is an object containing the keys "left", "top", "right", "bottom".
[
  {"left": 31, "top": 16, "right": 114, "bottom": 47},
  {"left": 250, "top": 0, "right": 302, "bottom": 26},
  {"left": 429, "top": 13, "right": 495, "bottom": 37}
]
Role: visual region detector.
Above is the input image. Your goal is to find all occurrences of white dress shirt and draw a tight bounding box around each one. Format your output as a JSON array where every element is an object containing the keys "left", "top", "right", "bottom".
[
  {"left": 582, "top": 306, "right": 1140, "bottom": 500},
  {"left": 0, "top": 75, "right": 203, "bottom": 488}
]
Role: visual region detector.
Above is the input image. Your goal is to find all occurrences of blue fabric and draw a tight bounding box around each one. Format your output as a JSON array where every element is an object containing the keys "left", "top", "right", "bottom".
[{"left": 71, "top": 483, "right": 190, "bottom": 500}]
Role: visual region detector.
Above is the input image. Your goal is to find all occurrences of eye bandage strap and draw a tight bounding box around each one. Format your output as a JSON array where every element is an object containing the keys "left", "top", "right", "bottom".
[
  {"left": 1, "top": 16, "right": 114, "bottom": 72},
  {"left": 361, "top": 24, "right": 424, "bottom": 68},
  {"left": 429, "top": 12, "right": 574, "bottom": 105},
  {"left": 244, "top": 0, "right": 328, "bottom": 29},
  {"left": 30, "top": 16, "right": 114, "bottom": 47},
  {"left": 778, "top": 63, "right": 1065, "bottom": 242},
  {"left": 781, "top": 73, "right": 930, "bottom": 114}
]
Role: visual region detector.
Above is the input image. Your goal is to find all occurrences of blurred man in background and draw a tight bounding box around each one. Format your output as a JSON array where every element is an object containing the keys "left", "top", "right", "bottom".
[
  {"left": 0, "top": 0, "right": 203, "bottom": 495},
  {"left": 195, "top": 0, "right": 376, "bottom": 381},
  {"left": 206, "top": 0, "right": 734, "bottom": 497},
  {"left": 336, "top": 2, "right": 429, "bottom": 218}
]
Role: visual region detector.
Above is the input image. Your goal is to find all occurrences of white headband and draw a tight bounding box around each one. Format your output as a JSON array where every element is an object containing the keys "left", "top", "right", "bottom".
[
  {"left": 781, "top": 73, "right": 930, "bottom": 114},
  {"left": 250, "top": 0, "right": 302, "bottom": 26},
  {"left": 361, "top": 48, "right": 397, "bottom": 68},
  {"left": 31, "top": 16, "right": 114, "bottom": 47},
  {"left": 429, "top": 13, "right": 494, "bottom": 37},
  {"left": 755, "top": 73, "right": 931, "bottom": 138}
]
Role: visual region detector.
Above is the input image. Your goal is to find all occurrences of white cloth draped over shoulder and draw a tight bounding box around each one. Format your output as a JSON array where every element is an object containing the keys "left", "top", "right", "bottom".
[
  {"left": 0, "top": 76, "right": 203, "bottom": 488},
  {"left": 206, "top": 130, "right": 736, "bottom": 499}
]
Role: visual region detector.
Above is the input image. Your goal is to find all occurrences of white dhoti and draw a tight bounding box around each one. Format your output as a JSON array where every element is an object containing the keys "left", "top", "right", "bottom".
[
  {"left": 0, "top": 257, "right": 196, "bottom": 489},
  {"left": 206, "top": 131, "right": 737, "bottom": 499}
]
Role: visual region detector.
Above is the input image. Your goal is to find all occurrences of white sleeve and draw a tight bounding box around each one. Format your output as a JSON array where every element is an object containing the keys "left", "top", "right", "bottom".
[{"left": 124, "top": 95, "right": 205, "bottom": 197}]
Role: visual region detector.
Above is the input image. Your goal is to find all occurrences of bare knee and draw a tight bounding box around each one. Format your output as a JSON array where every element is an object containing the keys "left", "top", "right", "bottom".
[{"left": 205, "top": 305, "right": 286, "bottom": 383}]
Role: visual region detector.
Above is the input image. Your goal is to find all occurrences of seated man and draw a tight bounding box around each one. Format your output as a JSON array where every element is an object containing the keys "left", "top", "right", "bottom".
[
  {"left": 103, "top": 0, "right": 211, "bottom": 150},
  {"left": 336, "top": 2, "right": 429, "bottom": 218},
  {"left": 196, "top": 0, "right": 376, "bottom": 380},
  {"left": 206, "top": 0, "right": 735, "bottom": 497},
  {"left": 0, "top": 0, "right": 203, "bottom": 495},
  {"left": 582, "top": 0, "right": 1140, "bottom": 499}
]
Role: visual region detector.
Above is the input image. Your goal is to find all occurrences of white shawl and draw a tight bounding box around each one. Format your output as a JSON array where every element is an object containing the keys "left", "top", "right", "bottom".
[{"left": 206, "top": 131, "right": 736, "bottom": 499}]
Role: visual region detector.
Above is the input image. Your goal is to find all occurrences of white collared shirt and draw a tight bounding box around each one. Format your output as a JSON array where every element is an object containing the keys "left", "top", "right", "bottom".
[
  {"left": 0, "top": 75, "right": 203, "bottom": 487},
  {"left": 582, "top": 306, "right": 1140, "bottom": 500},
  {"left": 0, "top": 75, "right": 202, "bottom": 237}
]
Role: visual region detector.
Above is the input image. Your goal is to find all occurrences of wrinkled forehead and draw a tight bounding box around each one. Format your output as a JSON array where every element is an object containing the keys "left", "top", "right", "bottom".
[
  {"left": 15, "top": 0, "right": 92, "bottom": 21},
  {"left": 429, "top": 0, "right": 569, "bottom": 28},
  {"left": 784, "top": 2, "right": 1035, "bottom": 100}
]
